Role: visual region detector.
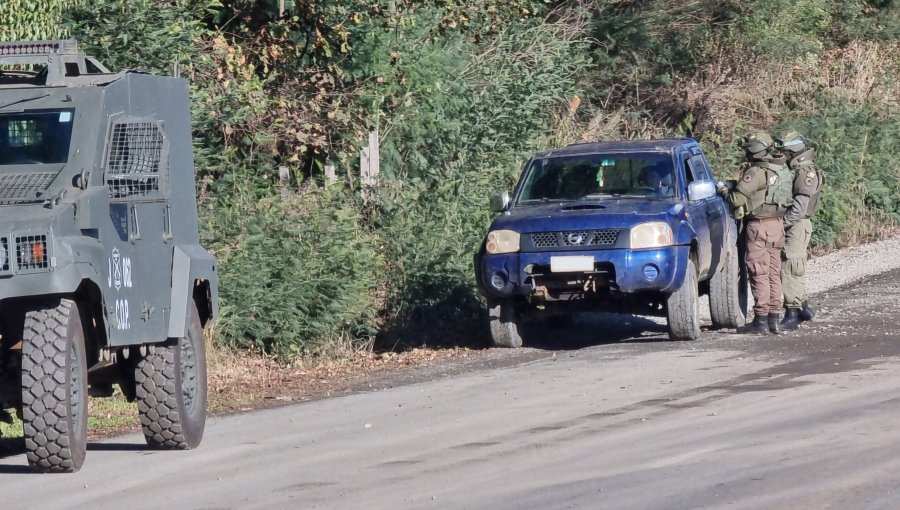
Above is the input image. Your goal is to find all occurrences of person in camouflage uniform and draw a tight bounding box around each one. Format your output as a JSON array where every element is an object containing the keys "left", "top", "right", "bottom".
[
  {"left": 776, "top": 131, "right": 823, "bottom": 330},
  {"left": 719, "top": 131, "right": 793, "bottom": 334}
]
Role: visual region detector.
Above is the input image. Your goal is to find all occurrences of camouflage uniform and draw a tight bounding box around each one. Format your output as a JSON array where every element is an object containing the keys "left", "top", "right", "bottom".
[
  {"left": 722, "top": 132, "right": 791, "bottom": 334},
  {"left": 780, "top": 143, "right": 823, "bottom": 329}
]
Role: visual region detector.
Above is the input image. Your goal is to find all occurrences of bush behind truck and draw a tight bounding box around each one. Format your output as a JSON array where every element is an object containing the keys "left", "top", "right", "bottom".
[{"left": 0, "top": 40, "right": 217, "bottom": 472}]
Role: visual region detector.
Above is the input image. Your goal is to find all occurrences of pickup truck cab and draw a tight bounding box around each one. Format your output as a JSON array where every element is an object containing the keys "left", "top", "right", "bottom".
[{"left": 475, "top": 138, "right": 748, "bottom": 347}]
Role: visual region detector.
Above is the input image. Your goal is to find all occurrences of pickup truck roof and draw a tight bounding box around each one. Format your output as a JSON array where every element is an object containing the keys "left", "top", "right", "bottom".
[{"left": 534, "top": 138, "right": 697, "bottom": 158}]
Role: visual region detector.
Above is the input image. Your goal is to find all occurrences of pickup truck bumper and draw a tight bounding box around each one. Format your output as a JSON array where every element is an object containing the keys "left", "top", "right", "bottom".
[{"left": 476, "top": 245, "right": 691, "bottom": 299}]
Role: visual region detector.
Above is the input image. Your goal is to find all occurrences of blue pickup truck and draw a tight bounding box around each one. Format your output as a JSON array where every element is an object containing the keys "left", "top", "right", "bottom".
[{"left": 475, "top": 138, "right": 749, "bottom": 347}]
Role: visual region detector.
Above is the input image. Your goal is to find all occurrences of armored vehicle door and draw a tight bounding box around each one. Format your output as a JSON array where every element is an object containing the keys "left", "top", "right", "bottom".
[{"left": 101, "top": 116, "right": 173, "bottom": 345}]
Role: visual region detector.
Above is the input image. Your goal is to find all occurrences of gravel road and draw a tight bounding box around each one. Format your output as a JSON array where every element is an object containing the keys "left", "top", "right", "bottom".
[{"left": 2, "top": 236, "right": 900, "bottom": 509}]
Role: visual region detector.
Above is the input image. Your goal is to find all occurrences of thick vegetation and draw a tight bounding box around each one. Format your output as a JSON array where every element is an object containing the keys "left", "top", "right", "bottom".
[{"left": 1, "top": 0, "right": 897, "bottom": 357}]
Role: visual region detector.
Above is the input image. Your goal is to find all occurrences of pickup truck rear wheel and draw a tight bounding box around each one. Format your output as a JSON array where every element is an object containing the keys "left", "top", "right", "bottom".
[
  {"left": 709, "top": 248, "right": 749, "bottom": 329},
  {"left": 488, "top": 298, "right": 523, "bottom": 348},
  {"left": 666, "top": 259, "right": 701, "bottom": 340},
  {"left": 21, "top": 299, "right": 88, "bottom": 473}
]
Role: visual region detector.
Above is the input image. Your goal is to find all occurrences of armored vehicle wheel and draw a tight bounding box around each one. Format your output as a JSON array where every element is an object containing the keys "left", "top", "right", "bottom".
[
  {"left": 488, "top": 298, "right": 523, "bottom": 348},
  {"left": 135, "top": 302, "right": 207, "bottom": 449},
  {"left": 709, "top": 247, "right": 749, "bottom": 329},
  {"left": 21, "top": 299, "right": 88, "bottom": 473},
  {"left": 666, "top": 259, "right": 701, "bottom": 340}
]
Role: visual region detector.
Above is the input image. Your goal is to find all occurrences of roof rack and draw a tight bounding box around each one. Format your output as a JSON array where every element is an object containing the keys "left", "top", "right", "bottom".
[{"left": 0, "top": 39, "right": 110, "bottom": 86}]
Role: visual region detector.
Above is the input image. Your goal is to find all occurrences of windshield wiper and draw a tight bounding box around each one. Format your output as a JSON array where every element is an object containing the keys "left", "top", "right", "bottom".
[
  {"left": 520, "top": 197, "right": 575, "bottom": 204},
  {"left": 0, "top": 93, "right": 51, "bottom": 110}
]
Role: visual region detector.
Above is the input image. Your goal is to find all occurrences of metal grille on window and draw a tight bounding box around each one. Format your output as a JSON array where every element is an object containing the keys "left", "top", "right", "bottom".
[
  {"left": 0, "top": 172, "right": 57, "bottom": 205},
  {"left": 16, "top": 235, "right": 48, "bottom": 270},
  {"left": 0, "top": 237, "right": 9, "bottom": 271},
  {"left": 590, "top": 230, "right": 619, "bottom": 246},
  {"left": 106, "top": 122, "right": 164, "bottom": 198},
  {"left": 7, "top": 119, "right": 41, "bottom": 147}
]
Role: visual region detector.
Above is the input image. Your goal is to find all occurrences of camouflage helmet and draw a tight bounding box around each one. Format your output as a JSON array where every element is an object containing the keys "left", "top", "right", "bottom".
[
  {"left": 775, "top": 130, "right": 807, "bottom": 153},
  {"left": 741, "top": 131, "right": 774, "bottom": 154}
]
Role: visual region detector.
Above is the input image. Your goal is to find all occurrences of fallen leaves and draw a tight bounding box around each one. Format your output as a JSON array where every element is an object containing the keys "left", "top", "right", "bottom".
[{"left": 207, "top": 346, "right": 475, "bottom": 414}]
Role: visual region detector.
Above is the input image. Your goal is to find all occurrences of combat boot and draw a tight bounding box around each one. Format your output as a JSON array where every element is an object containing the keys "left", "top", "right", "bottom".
[
  {"left": 799, "top": 301, "right": 815, "bottom": 322},
  {"left": 768, "top": 314, "right": 781, "bottom": 335},
  {"left": 738, "top": 315, "right": 769, "bottom": 335},
  {"left": 780, "top": 308, "right": 801, "bottom": 331}
]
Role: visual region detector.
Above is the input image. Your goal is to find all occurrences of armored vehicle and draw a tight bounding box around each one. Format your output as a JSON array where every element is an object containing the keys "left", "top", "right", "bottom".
[
  {"left": 0, "top": 40, "right": 218, "bottom": 472},
  {"left": 475, "top": 139, "right": 748, "bottom": 347}
]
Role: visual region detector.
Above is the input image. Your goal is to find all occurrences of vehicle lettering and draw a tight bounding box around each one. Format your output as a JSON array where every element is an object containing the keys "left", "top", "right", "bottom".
[
  {"left": 108, "top": 247, "right": 133, "bottom": 291},
  {"left": 115, "top": 298, "right": 130, "bottom": 330}
]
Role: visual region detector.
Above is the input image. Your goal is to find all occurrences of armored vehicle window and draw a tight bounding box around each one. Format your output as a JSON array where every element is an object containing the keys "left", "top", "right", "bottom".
[
  {"left": 105, "top": 120, "right": 166, "bottom": 199},
  {"left": 0, "top": 110, "right": 74, "bottom": 166},
  {"left": 518, "top": 153, "right": 676, "bottom": 203}
]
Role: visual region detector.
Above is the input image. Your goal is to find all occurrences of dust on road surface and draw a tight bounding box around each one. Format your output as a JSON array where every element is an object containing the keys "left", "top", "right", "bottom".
[{"left": 2, "top": 268, "right": 900, "bottom": 510}]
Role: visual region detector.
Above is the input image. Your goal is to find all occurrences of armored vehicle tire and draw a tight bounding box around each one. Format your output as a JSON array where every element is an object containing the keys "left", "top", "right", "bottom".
[
  {"left": 488, "top": 298, "right": 523, "bottom": 348},
  {"left": 709, "top": 247, "right": 749, "bottom": 329},
  {"left": 136, "top": 302, "right": 207, "bottom": 449},
  {"left": 21, "top": 299, "right": 89, "bottom": 473},
  {"left": 666, "top": 259, "right": 701, "bottom": 341}
]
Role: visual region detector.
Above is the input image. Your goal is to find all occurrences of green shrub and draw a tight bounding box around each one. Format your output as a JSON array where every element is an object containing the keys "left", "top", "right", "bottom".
[
  {"left": 203, "top": 172, "right": 382, "bottom": 357},
  {"left": 0, "top": 0, "right": 83, "bottom": 41},
  {"left": 779, "top": 98, "right": 900, "bottom": 246}
]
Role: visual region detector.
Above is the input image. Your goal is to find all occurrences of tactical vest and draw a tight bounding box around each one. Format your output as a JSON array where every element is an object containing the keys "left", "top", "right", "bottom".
[
  {"left": 762, "top": 163, "right": 792, "bottom": 208},
  {"left": 745, "top": 162, "right": 792, "bottom": 218}
]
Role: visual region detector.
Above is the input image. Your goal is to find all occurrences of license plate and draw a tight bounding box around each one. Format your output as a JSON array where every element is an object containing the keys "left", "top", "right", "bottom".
[{"left": 550, "top": 256, "right": 594, "bottom": 273}]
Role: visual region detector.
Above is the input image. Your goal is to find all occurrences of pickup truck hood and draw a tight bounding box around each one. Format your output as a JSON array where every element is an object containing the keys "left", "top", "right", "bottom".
[{"left": 490, "top": 199, "right": 683, "bottom": 233}]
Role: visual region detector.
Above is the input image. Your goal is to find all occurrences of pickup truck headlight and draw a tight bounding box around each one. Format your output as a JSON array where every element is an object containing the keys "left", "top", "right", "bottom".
[
  {"left": 485, "top": 230, "right": 520, "bottom": 254},
  {"left": 629, "top": 222, "right": 674, "bottom": 249}
]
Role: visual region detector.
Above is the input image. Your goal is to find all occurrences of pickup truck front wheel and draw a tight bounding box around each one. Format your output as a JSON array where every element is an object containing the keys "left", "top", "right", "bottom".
[
  {"left": 488, "top": 298, "right": 523, "bottom": 348},
  {"left": 666, "top": 259, "right": 701, "bottom": 340},
  {"left": 709, "top": 248, "right": 749, "bottom": 329}
]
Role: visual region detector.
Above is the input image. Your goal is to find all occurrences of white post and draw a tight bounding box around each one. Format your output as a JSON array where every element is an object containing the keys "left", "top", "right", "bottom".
[
  {"left": 278, "top": 166, "right": 291, "bottom": 198},
  {"left": 360, "top": 130, "right": 380, "bottom": 201}
]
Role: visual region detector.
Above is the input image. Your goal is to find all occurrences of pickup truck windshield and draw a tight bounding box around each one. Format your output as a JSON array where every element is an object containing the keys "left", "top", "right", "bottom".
[
  {"left": 518, "top": 153, "right": 676, "bottom": 202},
  {"left": 0, "top": 109, "right": 74, "bottom": 166}
]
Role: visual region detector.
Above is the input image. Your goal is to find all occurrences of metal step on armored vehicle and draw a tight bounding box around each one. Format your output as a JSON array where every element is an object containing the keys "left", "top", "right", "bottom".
[
  {"left": 0, "top": 40, "right": 218, "bottom": 472},
  {"left": 475, "top": 139, "right": 749, "bottom": 347}
]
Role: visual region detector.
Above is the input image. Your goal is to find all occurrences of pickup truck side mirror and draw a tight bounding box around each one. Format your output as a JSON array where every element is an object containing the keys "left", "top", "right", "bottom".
[
  {"left": 687, "top": 180, "right": 717, "bottom": 202},
  {"left": 489, "top": 191, "right": 511, "bottom": 212}
]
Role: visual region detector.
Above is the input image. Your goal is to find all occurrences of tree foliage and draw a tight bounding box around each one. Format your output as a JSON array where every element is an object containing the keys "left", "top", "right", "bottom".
[
  {"left": 1, "top": 0, "right": 896, "bottom": 357},
  {"left": 0, "top": 0, "right": 82, "bottom": 41}
]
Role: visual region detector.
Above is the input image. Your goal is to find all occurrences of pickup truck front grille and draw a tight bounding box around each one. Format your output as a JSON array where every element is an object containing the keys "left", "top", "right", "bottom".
[
  {"left": 527, "top": 229, "right": 621, "bottom": 250},
  {"left": 590, "top": 229, "right": 620, "bottom": 245}
]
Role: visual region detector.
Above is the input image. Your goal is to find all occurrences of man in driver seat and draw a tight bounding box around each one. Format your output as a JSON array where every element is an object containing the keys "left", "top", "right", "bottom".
[{"left": 638, "top": 162, "right": 674, "bottom": 196}]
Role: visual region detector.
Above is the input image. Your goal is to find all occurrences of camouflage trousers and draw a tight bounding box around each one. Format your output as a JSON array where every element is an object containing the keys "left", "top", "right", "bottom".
[
  {"left": 745, "top": 217, "right": 785, "bottom": 317},
  {"left": 782, "top": 218, "right": 812, "bottom": 309}
]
